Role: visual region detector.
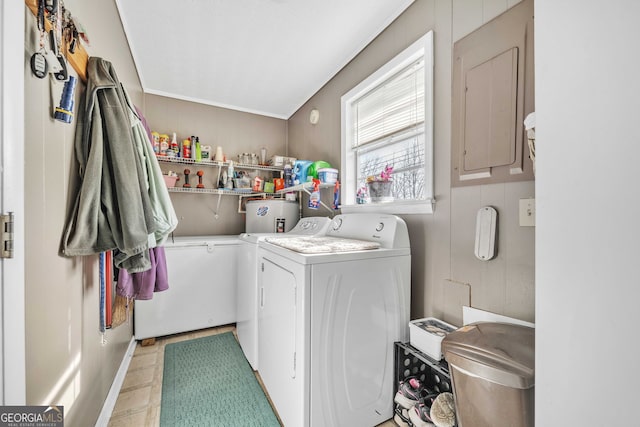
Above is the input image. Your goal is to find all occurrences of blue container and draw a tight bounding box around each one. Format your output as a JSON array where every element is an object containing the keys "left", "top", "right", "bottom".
[
  {"left": 293, "top": 160, "right": 313, "bottom": 185},
  {"left": 54, "top": 76, "right": 77, "bottom": 124}
]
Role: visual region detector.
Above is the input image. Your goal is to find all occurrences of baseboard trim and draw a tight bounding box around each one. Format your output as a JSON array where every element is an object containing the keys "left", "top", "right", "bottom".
[{"left": 95, "top": 337, "right": 137, "bottom": 427}]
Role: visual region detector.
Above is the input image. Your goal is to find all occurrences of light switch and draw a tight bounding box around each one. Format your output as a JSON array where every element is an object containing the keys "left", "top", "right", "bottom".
[{"left": 519, "top": 198, "right": 535, "bottom": 227}]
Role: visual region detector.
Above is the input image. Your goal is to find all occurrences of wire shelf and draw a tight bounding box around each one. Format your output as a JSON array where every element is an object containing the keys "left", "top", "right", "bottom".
[{"left": 156, "top": 156, "right": 282, "bottom": 172}]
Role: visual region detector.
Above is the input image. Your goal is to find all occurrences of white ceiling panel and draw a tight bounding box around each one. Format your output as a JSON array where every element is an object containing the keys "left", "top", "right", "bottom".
[{"left": 116, "top": 0, "right": 414, "bottom": 118}]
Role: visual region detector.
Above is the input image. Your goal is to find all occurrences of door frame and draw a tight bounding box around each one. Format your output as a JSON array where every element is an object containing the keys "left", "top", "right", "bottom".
[{"left": 0, "top": 1, "right": 26, "bottom": 404}]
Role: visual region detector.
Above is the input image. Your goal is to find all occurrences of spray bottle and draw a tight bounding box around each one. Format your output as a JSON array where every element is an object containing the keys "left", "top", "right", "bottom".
[
  {"left": 333, "top": 181, "right": 340, "bottom": 210},
  {"left": 308, "top": 179, "right": 321, "bottom": 209}
]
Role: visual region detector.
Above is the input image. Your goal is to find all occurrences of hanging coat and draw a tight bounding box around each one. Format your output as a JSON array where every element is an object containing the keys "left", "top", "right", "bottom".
[
  {"left": 62, "top": 57, "right": 157, "bottom": 272},
  {"left": 124, "top": 97, "right": 178, "bottom": 246}
]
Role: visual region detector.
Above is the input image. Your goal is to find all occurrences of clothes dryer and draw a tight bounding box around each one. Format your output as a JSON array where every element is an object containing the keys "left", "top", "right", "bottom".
[
  {"left": 236, "top": 216, "right": 331, "bottom": 370},
  {"left": 257, "top": 214, "right": 411, "bottom": 427}
]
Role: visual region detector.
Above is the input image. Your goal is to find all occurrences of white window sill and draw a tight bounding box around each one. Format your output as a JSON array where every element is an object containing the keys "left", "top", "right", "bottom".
[{"left": 340, "top": 199, "right": 434, "bottom": 215}]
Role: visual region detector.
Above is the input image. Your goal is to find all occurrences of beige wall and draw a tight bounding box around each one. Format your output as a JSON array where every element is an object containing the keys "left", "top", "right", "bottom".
[
  {"left": 23, "top": 0, "right": 141, "bottom": 425},
  {"left": 142, "top": 94, "right": 288, "bottom": 236},
  {"left": 288, "top": 0, "right": 535, "bottom": 325}
]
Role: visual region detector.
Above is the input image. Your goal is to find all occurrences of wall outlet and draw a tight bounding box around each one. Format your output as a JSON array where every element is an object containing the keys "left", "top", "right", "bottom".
[{"left": 519, "top": 198, "right": 535, "bottom": 226}]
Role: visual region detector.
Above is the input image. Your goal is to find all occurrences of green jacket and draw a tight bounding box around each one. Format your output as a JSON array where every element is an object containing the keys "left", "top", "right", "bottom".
[{"left": 62, "top": 57, "right": 158, "bottom": 272}]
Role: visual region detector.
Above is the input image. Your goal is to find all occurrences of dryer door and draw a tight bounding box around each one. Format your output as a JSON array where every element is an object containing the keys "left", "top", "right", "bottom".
[{"left": 258, "top": 255, "right": 306, "bottom": 427}]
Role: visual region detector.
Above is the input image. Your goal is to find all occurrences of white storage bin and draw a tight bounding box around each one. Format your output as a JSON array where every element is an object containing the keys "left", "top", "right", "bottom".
[
  {"left": 409, "top": 317, "right": 457, "bottom": 360},
  {"left": 269, "top": 155, "right": 297, "bottom": 167},
  {"left": 318, "top": 168, "right": 339, "bottom": 184}
]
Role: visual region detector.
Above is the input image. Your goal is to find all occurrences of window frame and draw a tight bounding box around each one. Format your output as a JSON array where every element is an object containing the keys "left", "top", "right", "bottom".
[{"left": 340, "top": 31, "right": 434, "bottom": 214}]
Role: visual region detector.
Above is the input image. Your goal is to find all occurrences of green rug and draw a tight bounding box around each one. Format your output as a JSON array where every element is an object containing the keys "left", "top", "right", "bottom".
[{"left": 160, "top": 332, "right": 280, "bottom": 426}]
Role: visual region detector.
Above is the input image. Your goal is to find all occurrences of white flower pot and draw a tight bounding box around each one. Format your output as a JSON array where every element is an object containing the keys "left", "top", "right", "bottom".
[{"left": 367, "top": 181, "right": 393, "bottom": 203}]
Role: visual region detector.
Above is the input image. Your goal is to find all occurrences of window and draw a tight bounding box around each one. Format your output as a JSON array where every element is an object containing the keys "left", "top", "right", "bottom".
[{"left": 341, "top": 31, "right": 434, "bottom": 214}]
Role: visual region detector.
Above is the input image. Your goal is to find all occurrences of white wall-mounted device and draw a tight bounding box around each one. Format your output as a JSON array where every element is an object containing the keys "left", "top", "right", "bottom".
[
  {"left": 474, "top": 206, "right": 497, "bottom": 261},
  {"left": 309, "top": 108, "right": 320, "bottom": 124}
]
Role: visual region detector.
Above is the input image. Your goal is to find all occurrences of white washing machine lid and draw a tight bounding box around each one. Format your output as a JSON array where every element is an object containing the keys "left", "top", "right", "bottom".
[
  {"left": 263, "top": 236, "right": 380, "bottom": 254},
  {"left": 259, "top": 238, "right": 409, "bottom": 265}
]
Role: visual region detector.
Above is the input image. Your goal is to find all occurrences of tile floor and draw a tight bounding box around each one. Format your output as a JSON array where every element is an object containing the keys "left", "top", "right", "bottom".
[{"left": 107, "top": 325, "right": 396, "bottom": 427}]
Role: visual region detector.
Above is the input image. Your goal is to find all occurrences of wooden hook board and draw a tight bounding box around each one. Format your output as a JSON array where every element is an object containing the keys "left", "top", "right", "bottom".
[{"left": 25, "top": 0, "right": 88, "bottom": 82}]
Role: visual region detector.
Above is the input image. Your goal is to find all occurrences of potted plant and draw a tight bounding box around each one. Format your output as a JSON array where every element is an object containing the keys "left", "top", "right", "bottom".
[{"left": 366, "top": 165, "right": 394, "bottom": 203}]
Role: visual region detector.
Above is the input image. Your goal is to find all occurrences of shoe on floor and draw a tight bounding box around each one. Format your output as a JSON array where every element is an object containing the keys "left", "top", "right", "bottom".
[
  {"left": 430, "top": 392, "right": 456, "bottom": 427},
  {"left": 393, "top": 411, "right": 410, "bottom": 427},
  {"left": 408, "top": 394, "right": 438, "bottom": 427},
  {"left": 394, "top": 376, "right": 426, "bottom": 410}
]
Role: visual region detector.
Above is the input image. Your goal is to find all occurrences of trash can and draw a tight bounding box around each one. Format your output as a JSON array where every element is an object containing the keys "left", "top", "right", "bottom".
[{"left": 441, "top": 322, "right": 535, "bottom": 427}]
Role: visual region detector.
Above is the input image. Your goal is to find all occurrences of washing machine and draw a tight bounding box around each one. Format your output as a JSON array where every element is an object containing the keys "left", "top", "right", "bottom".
[
  {"left": 236, "top": 216, "right": 331, "bottom": 370},
  {"left": 257, "top": 213, "right": 411, "bottom": 427}
]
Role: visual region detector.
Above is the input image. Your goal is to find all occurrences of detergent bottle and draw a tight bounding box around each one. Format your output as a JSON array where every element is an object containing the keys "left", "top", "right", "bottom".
[{"left": 293, "top": 160, "right": 313, "bottom": 185}]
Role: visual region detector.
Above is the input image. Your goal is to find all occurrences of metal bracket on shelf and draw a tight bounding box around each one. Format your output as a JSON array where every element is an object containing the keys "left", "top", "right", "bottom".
[
  {"left": 213, "top": 193, "right": 222, "bottom": 220},
  {"left": 275, "top": 182, "right": 336, "bottom": 214},
  {"left": 299, "top": 185, "right": 335, "bottom": 214}
]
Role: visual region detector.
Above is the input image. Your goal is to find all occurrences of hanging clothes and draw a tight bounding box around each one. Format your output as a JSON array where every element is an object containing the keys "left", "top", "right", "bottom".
[
  {"left": 117, "top": 246, "right": 169, "bottom": 300},
  {"left": 125, "top": 101, "right": 178, "bottom": 247},
  {"left": 114, "top": 105, "right": 177, "bottom": 300},
  {"left": 62, "top": 57, "right": 158, "bottom": 272}
]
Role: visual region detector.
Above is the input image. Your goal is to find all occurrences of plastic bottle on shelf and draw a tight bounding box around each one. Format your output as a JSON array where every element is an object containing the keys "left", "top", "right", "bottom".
[
  {"left": 159, "top": 134, "right": 169, "bottom": 155},
  {"left": 195, "top": 137, "right": 202, "bottom": 161},
  {"left": 260, "top": 147, "right": 267, "bottom": 165},
  {"left": 151, "top": 132, "right": 160, "bottom": 154},
  {"left": 170, "top": 132, "right": 179, "bottom": 157},
  {"left": 182, "top": 139, "right": 191, "bottom": 159},
  {"left": 284, "top": 164, "right": 293, "bottom": 188},
  {"left": 226, "top": 161, "right": 234, "bottom": 189},
  {"left": 190, "top": 136, "right": 197, "bottom": 160}
]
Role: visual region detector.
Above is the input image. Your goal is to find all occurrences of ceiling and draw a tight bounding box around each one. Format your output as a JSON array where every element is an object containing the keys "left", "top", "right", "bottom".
[{"left": 115, "top": 0, "right": 414, "bottom": 119}]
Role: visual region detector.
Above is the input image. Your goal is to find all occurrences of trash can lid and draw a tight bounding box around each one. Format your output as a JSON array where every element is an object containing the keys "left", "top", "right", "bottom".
[{"left": 442, "top": 322, "right": 535, "bottom": 389}]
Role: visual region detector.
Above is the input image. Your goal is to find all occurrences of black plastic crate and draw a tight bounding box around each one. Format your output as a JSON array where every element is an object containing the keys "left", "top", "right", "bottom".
[{"left": 394, "top": 341, "right": 452, "bottom": 395}]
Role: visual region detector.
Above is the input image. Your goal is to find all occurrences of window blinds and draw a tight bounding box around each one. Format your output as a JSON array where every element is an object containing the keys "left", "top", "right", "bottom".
[{"left": 352, "top": 59, "right": 425, "bottom": 149}]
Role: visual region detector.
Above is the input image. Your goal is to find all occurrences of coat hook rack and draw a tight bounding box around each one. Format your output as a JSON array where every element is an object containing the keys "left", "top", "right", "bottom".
[{"left": 25, "top": 0, "right": 89, "bottom": 82}]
